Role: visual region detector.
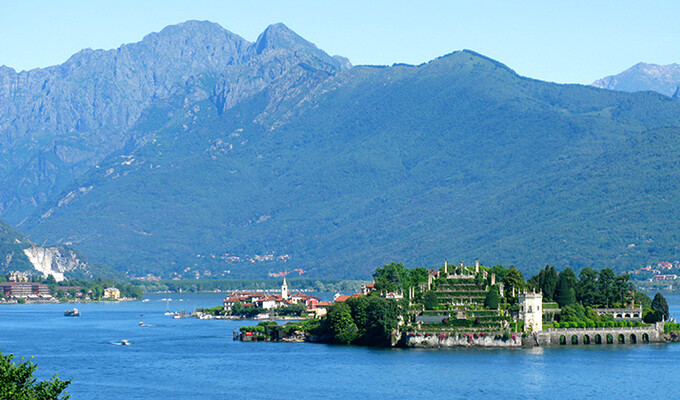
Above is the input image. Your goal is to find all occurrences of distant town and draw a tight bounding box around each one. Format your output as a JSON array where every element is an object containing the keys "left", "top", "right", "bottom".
[{"left": 0, "top": 271, "right": 140, "bottom": 303}]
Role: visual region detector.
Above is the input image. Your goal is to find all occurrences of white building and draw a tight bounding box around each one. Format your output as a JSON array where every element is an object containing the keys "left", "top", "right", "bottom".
[
  {"left": 281, "top": 277, "right": 289, "bottom": 300},
  {"left": 519, "top": 290, "right": 543, "bottom": 332}
]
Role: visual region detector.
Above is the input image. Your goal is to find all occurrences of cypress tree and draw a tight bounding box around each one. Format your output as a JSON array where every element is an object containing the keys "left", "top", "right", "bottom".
[
  {"left": 555, "top": 273, "right": 576, "bottom": 307},
  {"left": 484, "top": 285, "right": 501, "bottom": 309},
  {"left": 543, "top": 266, "right": 558, "bottom": 302},
  {"left": 652, "top": 293, "right": 669, "bottom": 321}
]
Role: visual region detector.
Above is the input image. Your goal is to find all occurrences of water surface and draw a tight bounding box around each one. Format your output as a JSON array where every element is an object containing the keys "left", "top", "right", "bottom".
[{"left": 1, "top": 293, "right": 679, "bottom": 399}]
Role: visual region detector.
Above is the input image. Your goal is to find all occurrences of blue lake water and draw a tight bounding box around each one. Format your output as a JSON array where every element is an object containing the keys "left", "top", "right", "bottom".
[{"left": 1, "top": 292, "right": 680, "bottom": 399}]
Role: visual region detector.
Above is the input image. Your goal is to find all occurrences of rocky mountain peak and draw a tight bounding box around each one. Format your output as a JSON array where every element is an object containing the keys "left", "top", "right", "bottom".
[
  {"left": 253, "top": 23, "right": 307, "bottom": 54},
  {"left": 592, "top": 62, "right": 680, "bottom": 97}
]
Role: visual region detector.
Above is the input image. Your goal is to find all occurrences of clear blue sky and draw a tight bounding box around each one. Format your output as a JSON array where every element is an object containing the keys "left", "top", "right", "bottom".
[{"left": 1, "top": 0, "right": 679, "bottom": 84}]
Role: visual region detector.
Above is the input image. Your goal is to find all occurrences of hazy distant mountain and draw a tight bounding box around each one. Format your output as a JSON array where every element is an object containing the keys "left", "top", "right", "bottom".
[
  {"left": 3, "top": 21, "right": 680, "bottom": 279},
  {"left": 592, "top": 62, "right": 680, "bottom": 97}
]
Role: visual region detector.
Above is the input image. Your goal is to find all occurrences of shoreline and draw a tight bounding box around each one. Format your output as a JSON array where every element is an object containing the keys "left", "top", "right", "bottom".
[{"left": 0, "top": 298, "right": 138, "bottom": 305}]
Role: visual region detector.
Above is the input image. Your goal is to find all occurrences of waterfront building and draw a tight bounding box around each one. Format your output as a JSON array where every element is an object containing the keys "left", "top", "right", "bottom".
[
  {"left": 0, "top": 282, "right": 50, "bottom": 298},
  {"left": 519, "top": 290, "right": 543, "bottom": 332},
  {"left": 103, "top": 287, "right": 121, "bottom": 299}
]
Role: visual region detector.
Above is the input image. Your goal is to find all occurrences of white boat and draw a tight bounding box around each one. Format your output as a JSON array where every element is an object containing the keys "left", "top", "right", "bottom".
[{"left": 121, "top": 339, "right": 131, "bottom": 346}]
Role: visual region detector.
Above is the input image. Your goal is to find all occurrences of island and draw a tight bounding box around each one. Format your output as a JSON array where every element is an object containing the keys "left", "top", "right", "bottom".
[{"left": 199, "top": 261, "right": 680, "bottom": 348}]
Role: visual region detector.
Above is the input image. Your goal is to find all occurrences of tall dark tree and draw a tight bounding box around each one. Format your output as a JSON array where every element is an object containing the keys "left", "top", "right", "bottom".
[
  {"left": 577, "top": 267, "right": 599, "bottom": 306},
  {"left": 555, "top": 273, "right": 576, "bottom": 308},
  {"left": 526, "top": 272, "right": 542, "bottom": 294},
  {"left": 484, "top": 285, "right": 501, "bottom": 309},
  {"left": 561, "top": 268, "right": 578, "bottom": 290},
  {"left": 652, "top": 293, "right": 669, "bottom": 321},
  {"left": 612, "top": 275, "right": 634, "bottom": 306},
  {"left": 543, "top": 266, "right": 559, "bottom": 302},
  {"left": 422, "top": 291, "right": 439, "bottom": 310},
  {"left": 597, "top": 268, "right": 616, "bottom": 307}
]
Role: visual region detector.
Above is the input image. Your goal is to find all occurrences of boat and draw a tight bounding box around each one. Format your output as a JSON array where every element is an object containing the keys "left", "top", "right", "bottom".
[
  {"left": 121, "top": 339, "right": 131, "bottom": 346},
  {"left": 164, "top": 298, "right": 174, "bottom": 315},
  {"left": 64, "top": 308, "right": 80, "bottom": 317}
]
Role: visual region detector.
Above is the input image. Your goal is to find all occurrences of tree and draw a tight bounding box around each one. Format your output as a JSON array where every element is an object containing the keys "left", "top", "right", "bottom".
[
  {"left": 91, "top": 285, "right": 103, "bottom": 300},
  {"left": 503, "top": 267, "right": 524, "bottom": 304},
  {"left": 612, "top": 275, "right": 633, "bottom": 306},
  {"left": 542, "top": 266, "right": 559, "bottom": 302},
  {"left": 422, "top": 291, "right": 439, "bottom": 310},
  {"left": 528, "top": 265, "right": 559, "bottom": 301},
  {"left": 555, "top": 273, "right": 576, "bottom": 308},
  {"left": 489, "top": 265, "right": 509, "bottom": 284},
  {"left": 597, "top": 268, "right": 616, "bottom": 307},
  {"left": 560, "top": 268, "right": 578, "bottom": 291},
  {"left": 363, "top": 296, "right": 399, "bottom": 346},
  {"left": 231, "top": 302, "right": 244, "bottom": 316},
  {"left": 373, "top": 262, "right": 407, "bottom": 293},
  {"left": 652, "top": 293, "right": 669, "bottom": 321},
  {"left": 577, "top": 267, "right": 598, "bottom": 306},
  {"left": 633, "top": 292, "right": 652, "bottom": 309},
  {"left": 558, "top": 304, "right": 586, "bottom": 323},
  {"left": 345, "top": 296, "right": 369, "bottom": 335},
  {"left": 409, "top": 268, "right": 429, "bottom": 288},
  {"left": 325, "top": 303, "right": 358, "bottom": 344},
  {"left": 484, "top": 285, "right": 500, "bottom": 309},
  {"left": 0, "top": 351, "right": 70, "bottom": 399}
]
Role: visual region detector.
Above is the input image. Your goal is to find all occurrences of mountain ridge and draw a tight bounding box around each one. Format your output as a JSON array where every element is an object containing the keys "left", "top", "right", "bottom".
[{"left": 3, "top": 21, "right": 680, "bottom": 279}]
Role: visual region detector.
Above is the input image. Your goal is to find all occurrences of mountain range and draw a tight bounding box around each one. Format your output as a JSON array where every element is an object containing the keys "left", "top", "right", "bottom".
[
  {"left": 2, "top": 21, "right": 680, "bottom": 279},
  {"left": 592, "top": 62, "right": 680, "bottom": 98}
]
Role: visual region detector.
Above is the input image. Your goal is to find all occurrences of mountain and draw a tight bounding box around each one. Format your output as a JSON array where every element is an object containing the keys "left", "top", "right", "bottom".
[
  {"left": 4, "top": 22, "right": 680, "bottom": 279},
  {"left": 0, "top": 219, "right": 107, "bottom": 280},
  {"left": 592, "top": 62, "right": 680, "bottom": 97},
  {"left": 0, "top": 21, "right": 350, "bottom": 224}
]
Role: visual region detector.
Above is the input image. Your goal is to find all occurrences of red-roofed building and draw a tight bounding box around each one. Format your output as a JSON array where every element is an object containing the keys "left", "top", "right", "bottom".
[
  {"left": 361, "top": 282, "right": 376, "bottom": 295},
  {"left": 655, "top": 274, "right": 677, "bottom": 280},
  {"left": 334, "top": 294, "right": 351, "bottom": 303}
]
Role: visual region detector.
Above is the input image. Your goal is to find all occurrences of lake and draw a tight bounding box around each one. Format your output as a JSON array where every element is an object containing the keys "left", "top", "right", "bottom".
[{"left": 1, "top": 293, "right": 679, "bottom": 399}]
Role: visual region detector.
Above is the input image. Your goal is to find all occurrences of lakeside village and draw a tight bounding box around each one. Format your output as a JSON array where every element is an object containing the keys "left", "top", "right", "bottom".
[
  {"left": 0, "top": 271, "right": 142, "bottom": 303},
  {"left": 196, "top": 261, "right": 680, "bottom": 348}
]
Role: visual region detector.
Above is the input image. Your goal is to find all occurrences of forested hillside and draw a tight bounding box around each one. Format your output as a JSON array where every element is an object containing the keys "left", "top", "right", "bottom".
[{"left": 3, "top": 22, "right": 680, "bottom": 278}]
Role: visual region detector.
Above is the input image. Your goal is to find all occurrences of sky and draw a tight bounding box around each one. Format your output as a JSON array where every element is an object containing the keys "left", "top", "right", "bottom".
[{"left": 1, "top": 1, "right": 679, "bottom": 84}]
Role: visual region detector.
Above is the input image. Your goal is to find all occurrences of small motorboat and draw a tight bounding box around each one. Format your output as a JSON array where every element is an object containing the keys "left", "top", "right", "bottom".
[
  {"left": 64, "top": 308, "right": 80, "bottom": 317},
  {"left": 121, "top": 339, "right": 131, "bottom": 346}
]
